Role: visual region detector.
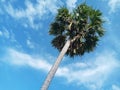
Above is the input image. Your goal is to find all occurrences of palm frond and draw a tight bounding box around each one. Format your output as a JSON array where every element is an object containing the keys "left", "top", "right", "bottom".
[{"left": 49, "top": 3, "right": 105, "bottom": 57}]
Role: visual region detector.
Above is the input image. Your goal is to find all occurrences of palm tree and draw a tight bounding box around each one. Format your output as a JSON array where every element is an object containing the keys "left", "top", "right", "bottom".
[{"left": 41, "top": 3, "right": 104, "bottom": 90}]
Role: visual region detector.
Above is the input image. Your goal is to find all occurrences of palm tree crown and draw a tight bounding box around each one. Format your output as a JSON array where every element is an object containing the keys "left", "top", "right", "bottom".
[{"left": 49, "top": 3, "right": 104, "bottom": 57}]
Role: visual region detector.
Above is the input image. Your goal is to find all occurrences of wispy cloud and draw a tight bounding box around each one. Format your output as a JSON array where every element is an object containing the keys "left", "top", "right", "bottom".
[
  {"left": 4, "top": 48, "right": 52, "bottom": 72},
  {"left": 108, "top": 0, "right": 120, "bottom": 13},
  {"left": 4, "top": 0, "right": 62, "bottom": 29},
  {"left": 2, "top": 0, "right": 80, "bottom": 29},
  {"left": 66, "top": 0, "right": 77, "bottom": 11},
  {"left": 57, "top": 51, "right": 119, "bottom": 90},
  {"left": 26, "top": 39, "right": 35, "bottom": 49},
  {"left": 112, "top": 84, "right": 120, "bottom": 90},
  {"left": 0, "top": 31, "right": 3, "bottom": 36},
  {"left": 0, "top": 27, "right": 19, "bottom": 46},
  {"left": 0, "top": 27, "right": 10, "bottom": 39},
  {"left": 2, "top": 48, "right": 120, "bottom": 90}
]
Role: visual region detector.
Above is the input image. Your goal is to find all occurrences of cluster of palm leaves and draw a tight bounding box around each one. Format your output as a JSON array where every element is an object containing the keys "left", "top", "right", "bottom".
[{"left": 49, "top": 3, "right": 104, "bottom": 57}]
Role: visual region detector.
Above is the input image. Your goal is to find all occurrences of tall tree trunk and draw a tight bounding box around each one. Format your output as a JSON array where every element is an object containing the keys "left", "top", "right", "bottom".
[{"left": 41, "top": 40, "right": 71, "bottom": 90}]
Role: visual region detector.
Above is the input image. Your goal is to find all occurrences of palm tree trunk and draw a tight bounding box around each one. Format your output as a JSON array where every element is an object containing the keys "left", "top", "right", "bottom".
[{"left": 41, "top": 40, "right": 71, "bottom": 90}]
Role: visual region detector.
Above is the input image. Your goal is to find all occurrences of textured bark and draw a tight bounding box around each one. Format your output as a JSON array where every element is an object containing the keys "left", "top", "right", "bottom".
[{"left": 41, "top": 40, "right": 71, "bottom": 90}]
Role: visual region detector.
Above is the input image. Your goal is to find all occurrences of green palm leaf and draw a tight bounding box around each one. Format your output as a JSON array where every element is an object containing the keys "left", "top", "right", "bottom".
[{"left": 49, "top": 3, "right": 105, "bottom": 57}]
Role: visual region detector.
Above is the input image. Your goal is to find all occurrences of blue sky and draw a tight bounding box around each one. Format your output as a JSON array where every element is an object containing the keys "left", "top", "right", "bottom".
[{"left": 0, "top": 0, "right": 120, "bottom": 90}]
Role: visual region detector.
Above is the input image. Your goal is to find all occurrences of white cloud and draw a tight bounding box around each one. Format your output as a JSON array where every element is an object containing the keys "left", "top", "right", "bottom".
[
  {"left": 1, "top": 0, "right": 79, "bottom": 29},
  {"left": 56, "top": 51, "right": 119, "bottom": 90},
  {"left": 0, "top": 28, "right": 10, "bottom": 39},
  {"left": 103, "top": 16, "right": 111, "bottom": 25},
  {"left": 108, "top": 0, "right": 120, "bottom": 13},
  {"left": 66, "top": 0, "right": 77, "bottom": 11},
  {"left": 112, "top": 85, "right": 120, "bottom": 90},
  {"left": 4, "top": 0, "right": 61, "bottom": 29},
  {"left": 0, "top": 0, "right": 5, "bottom": 2},
  {"left": 5, "top": 48, "right": 52, "bottom": 72},
  {"left": 2, "top": 48, "right": 120, "bottom": 90},
  {"left": 26, "top": 39, "right": 35, "bottom": 49},
  {"left": 0, "top": 31, "right": 3, "bottom": 36},
  {"left": 0, "top": 28, "right": 18, "bottom": 44},
  {"left": 3, "top": 28, "right": 10, "bottom": 39}
]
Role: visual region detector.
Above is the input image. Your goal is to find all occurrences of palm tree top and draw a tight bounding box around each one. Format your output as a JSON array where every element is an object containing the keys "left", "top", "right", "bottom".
[{"left": 49, "top": 3, "right": 105, "bottom": 57}]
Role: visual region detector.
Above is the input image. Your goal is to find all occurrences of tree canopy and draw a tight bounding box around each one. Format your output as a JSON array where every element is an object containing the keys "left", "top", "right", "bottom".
[{"left": 49, "top": 3, "right": 104, "bottom": 57}]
